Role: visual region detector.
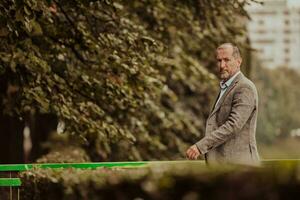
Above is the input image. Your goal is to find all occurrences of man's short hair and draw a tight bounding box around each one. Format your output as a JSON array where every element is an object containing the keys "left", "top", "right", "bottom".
[{"left": 217, "top": 43, "right": 241, "bottom": 59}]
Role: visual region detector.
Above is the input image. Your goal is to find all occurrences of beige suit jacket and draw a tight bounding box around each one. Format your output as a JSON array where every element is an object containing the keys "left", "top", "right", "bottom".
[{"left": 196, "top": 72, "right": 260, "bottom": 166}]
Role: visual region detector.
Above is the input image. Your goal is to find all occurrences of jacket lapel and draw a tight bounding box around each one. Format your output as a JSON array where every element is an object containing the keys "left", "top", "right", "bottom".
[
  {"left": 210, "top": 91, "right": 221, "bottom": 113},
  {"left": 209, "top": 72, "right": 244, "bottom": 117}
]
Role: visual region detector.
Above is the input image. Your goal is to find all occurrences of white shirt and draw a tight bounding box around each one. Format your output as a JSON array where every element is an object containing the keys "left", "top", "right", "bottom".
[{"left": 214, "top": 71, "right": 241, "bottom": 108}]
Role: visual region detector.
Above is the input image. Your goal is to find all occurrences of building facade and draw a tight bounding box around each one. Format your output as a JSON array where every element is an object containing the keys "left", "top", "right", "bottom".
[{"left": 246, "top": 0, "right": 300, "bottom": 69}]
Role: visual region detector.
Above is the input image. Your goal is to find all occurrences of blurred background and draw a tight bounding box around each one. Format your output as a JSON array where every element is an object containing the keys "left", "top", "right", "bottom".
[
  {"left": 246, "top": 0, "right": 300, "bottom": 159},
  {"left": 0, "top": 0, "right": 299, "bottom": 164}
]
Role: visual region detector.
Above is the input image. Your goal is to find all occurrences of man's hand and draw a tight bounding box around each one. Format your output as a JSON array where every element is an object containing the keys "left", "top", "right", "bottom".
[{"left": 186, "top": 144, "right": 201, "bottom": 160}]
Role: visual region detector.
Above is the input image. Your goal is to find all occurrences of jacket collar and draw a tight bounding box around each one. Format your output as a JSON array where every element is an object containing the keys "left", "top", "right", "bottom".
[
  {"left": 220, "top": 71, "right": 241, "bottom": 89},
  {"left": 209, "top": 72, "right": 244, "bottom": 117}
]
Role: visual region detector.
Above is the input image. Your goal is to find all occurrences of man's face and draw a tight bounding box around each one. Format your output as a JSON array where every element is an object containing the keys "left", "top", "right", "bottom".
[{"left": 216, "top": 47, "right": 241, "bottom": 81}]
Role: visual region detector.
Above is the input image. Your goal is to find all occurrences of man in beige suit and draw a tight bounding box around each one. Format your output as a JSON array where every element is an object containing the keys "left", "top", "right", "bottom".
[{"left": 186, "top": 43, "right": 260, "bottom": 166}]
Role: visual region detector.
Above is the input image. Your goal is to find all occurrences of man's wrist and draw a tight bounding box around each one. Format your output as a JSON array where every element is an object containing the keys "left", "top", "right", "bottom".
[{"left": 195, "top": 143, "right": 204, "bottom": 155}]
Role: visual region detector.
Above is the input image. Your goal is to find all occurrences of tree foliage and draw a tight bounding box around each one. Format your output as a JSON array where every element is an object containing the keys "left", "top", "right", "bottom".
[
  {"left": 252, "top": 61, "right": 300, "bottom": 144},
  {"left": 0, "top": 0, "right": 253, "bottom": 161}
]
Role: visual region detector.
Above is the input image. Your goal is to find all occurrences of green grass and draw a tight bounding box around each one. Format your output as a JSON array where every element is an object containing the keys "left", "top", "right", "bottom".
[{"left": 259, "top": 138, "right": 300, "bottom": 159}]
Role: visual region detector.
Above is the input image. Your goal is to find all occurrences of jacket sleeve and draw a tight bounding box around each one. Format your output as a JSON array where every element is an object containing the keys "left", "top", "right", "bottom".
[{"left": 196, "top": 86, "right": 256, "bottom": 154}]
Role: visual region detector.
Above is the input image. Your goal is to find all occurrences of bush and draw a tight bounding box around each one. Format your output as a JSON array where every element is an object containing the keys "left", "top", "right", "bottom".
[{"left": 20, "top": 160, "right": 300, "bottom": 200}]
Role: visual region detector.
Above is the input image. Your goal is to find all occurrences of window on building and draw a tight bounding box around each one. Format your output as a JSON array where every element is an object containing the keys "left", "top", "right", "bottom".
[
  {"left": 257, "top": 30, "right": 267, "bottom": 34},
  {"left": 253, "top": 39, "right": 274, "bottom": 44},
  {"left": 284, "top": 19, "right": 290, "bottom": 25},
  {"left": 254, "top": 48, "right": 264, "bottom": 54},
  {"left": 258, "top": 20, "right": 264, "bottom": 25},
  {"left": 285, "top": 58, "right": 290, "bottom": 63},
  {"left": 251, "top": 11, "right": 276, "bottom": 15},
  {"left": 262, "top": 58, "right": 274, "bottom": 62}
]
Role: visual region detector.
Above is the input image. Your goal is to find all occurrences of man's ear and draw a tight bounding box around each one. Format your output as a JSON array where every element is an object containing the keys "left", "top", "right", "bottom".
[{"left": 238, "top": 58, "right": 242, "bottom": 66}]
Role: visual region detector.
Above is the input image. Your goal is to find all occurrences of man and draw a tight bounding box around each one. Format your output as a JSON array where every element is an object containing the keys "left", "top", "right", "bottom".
[{"left": 186, "top": 43, "right": 260, "bottom": 166}]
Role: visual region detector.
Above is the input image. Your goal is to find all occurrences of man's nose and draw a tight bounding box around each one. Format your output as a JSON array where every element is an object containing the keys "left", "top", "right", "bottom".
[{"left": 220, "top": 60, "right": 226, "bottom": 68}]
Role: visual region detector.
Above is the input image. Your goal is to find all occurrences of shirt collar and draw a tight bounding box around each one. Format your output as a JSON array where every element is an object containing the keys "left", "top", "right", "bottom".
[{"left": 220, "top": 71, "right": 241, "bottom": 89}]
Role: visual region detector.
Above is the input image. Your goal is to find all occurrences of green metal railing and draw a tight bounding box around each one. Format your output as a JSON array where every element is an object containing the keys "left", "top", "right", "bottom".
[
  {"left": 0, "top": 161, "right": 151, "bottom": 200},
  {"left": 0, "top": 178, "right": 21, "bottom": 187},
  {"left": 0, "top": 161, "right": 150, "bottom": 189},
  {"left": 0, "top": 161, "right": 148, "bottom": 172}
]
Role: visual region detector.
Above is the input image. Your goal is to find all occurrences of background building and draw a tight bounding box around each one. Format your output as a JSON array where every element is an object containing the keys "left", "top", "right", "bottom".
[{"left": 246, "top": 0, "right": 300, "bottom": 69}]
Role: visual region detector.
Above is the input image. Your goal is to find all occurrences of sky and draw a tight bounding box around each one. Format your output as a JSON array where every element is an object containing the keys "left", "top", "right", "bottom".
[{"left": 287, "top": 0, "right": 300, "bottom": 7}]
